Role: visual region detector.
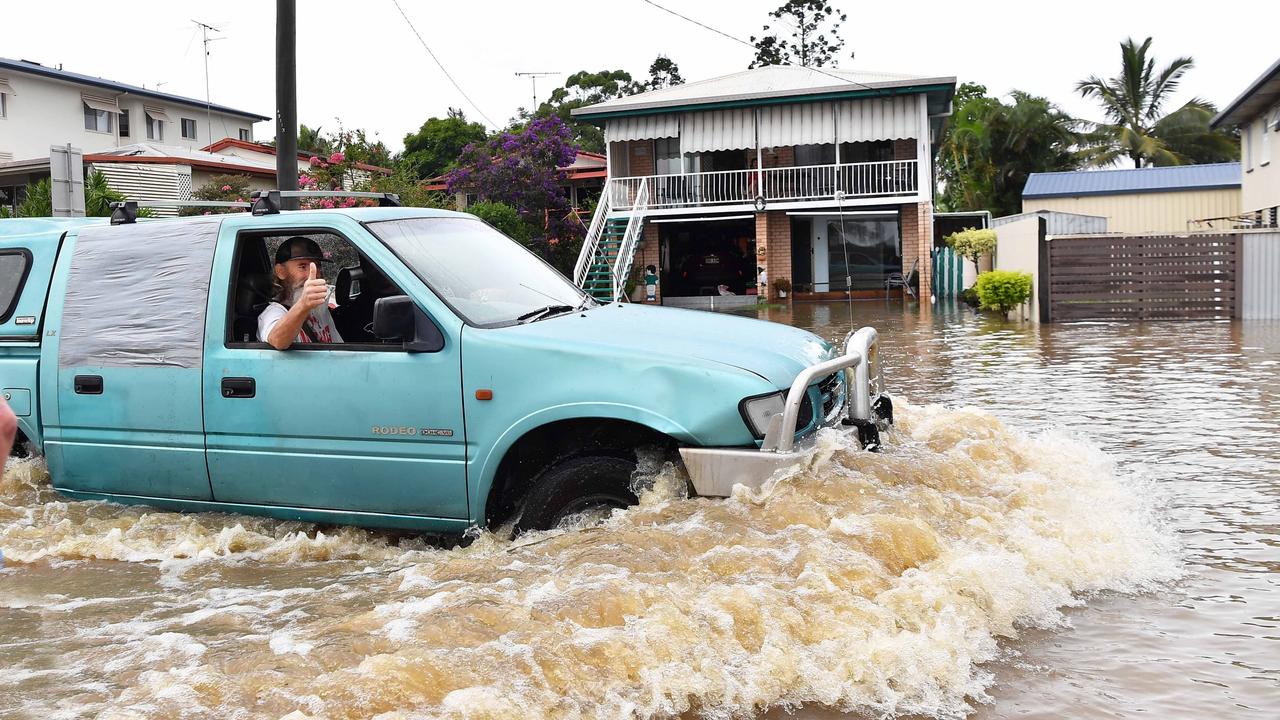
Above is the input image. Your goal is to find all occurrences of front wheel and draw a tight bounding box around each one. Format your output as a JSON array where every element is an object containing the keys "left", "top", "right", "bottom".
[{"left": 515, "top": 456, "right": 639, "bottom": 533}]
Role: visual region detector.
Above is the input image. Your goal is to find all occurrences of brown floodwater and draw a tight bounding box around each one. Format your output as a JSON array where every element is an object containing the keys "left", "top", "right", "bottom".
[{"left": 1, "top": 301, "right": 1276, "bottom": 719}]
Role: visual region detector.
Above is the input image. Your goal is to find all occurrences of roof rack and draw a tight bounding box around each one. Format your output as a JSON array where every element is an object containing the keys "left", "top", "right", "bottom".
[
  {"left": 249, "top": 190, "right": 402, "bottom": 216},
  {"left": 109, "top": 199, "right": 251, "bottom": 225}
]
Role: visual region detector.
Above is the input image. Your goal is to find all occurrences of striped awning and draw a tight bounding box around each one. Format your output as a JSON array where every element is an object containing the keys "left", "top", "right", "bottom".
[
  {"left": 604, "top": 94, "right": 925, "bottom": 150},
  {"left": 81, "top": 94, "right": 119, "bottom": 113},
  {"left": 681, "top": 108, "right": 755, "bottom": 153},
  {"left": 605, "top": 114, "right": 678, "bottom": 142},
  {"left": 0, "top": 77, "right": 15, "bottom": 96}
]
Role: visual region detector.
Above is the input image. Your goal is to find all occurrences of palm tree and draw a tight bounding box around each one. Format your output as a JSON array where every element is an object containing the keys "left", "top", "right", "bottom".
[
  {"left": 1077, "top": 37, "right": 1237, "bottom": 167},
  {"left": 938, "top": 84, "right": 1084, "bottom": 216}
]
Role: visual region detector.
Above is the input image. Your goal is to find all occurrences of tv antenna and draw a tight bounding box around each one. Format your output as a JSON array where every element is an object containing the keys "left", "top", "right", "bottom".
[
  {"left": 515, "top": 71, "right": 560, "bottom": 112},
  {"left": 193, "top": 20, "right": 225, "bottom": 143}
]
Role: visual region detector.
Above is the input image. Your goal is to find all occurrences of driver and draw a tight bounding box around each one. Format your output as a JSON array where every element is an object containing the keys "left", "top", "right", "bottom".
[{"left": 258, "top": 237, "right": 344, "bottom": 349}]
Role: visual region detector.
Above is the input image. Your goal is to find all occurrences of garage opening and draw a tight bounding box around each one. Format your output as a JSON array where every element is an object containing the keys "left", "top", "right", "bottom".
[{"left": 659, "top": 218, "right": 757, "bottom": 301}]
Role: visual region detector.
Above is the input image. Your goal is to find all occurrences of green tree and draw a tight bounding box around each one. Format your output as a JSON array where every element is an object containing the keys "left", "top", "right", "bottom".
[
  {"left": 642, "top": 55, "right": 684, "bottom": 90},
  {"left": 297, "top": 124, "right": 333, "bottom": 155},
  {"left": 1077, "top": 37, "right": 1238, "bottom": 167},
  {"left": 399, "top": 108, "right": 488, "bottom": 180},
  {"left": 1, "top": 171, "right": 134, "bottom": 218},
  {"left": 937, "top": 83, "right": 1084, "bottom": 216},
  {"left": 749, "top": 1, "right": 850, "bottom": 68},
  {"left": 520, "top": 56, "right": 683, "bottom": 153},
  {"left": 945, "top": 228, "right": 998, "bottom": 274}
]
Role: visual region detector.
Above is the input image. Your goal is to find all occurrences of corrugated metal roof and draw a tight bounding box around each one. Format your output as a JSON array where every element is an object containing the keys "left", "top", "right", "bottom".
[
  {"left": 0, "top": 57, "right": 269, "bottom": 121},
  {"left": 1023, "top": 163, "right": 1241, "bottom": 199},
  {"left": 572, "top": 65, "right": 955, "bottom": 119}
]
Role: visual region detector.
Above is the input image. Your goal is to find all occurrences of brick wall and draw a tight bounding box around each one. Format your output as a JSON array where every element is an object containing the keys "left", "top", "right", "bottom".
[
  {"left": 900, "top": 202, "right": 933, "bottom": 299},
  {"left": 636, "top": 222, "right": 661, "bottom": 303},
  {"left": 892, "top": 139, "right": 917, "bottom": 161},
  {"left": 761, "top": 146, "right": 795, "bottom": 169},
  {"left": 626, "top": 140, "right": 654, "bottom": 177},
  {"left": 755, "top": 211, "right": 792, "bottom": 299}
]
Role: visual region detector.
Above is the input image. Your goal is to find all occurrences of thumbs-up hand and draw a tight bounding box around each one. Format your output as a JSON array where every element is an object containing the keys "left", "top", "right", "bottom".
[{"left": 299, "top": 261, "right": 327, "bottom": 311}]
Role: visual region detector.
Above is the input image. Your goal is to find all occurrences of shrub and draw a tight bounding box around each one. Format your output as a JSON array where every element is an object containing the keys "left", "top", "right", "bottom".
[
  {"left": 958, "top": 286, "right": 980, "bottom": 307},
  {"left": 181, "top": 175, "right": 253, "bottom": 216},
  {"left": 946, "top": 227, "right": 997, "bottom": 271},
  {"left": 975, "top": 270, "right": 1033, "bottom": 314},
  {"left": 467, "top": 201, "right": 537, "bottom": 243}
]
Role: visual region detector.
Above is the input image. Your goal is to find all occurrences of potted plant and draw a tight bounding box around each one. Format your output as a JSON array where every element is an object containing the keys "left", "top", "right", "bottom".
[{"left": 771, "top": 277, "right": 792, "bottom": 299}]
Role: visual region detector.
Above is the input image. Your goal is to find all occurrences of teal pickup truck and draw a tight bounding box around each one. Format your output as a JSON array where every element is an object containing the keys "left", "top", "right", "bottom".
[{"left": 0, "top": 196, "right": 891, "bottom": 534}]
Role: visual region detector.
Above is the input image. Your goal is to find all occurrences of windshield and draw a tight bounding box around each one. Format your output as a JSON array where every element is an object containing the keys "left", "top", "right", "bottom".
[{"left": 368, "top": 217, "right": 590, "bottom": 327}]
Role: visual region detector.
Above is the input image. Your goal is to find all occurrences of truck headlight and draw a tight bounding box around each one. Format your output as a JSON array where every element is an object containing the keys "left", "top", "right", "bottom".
[{"left": 739, "top": 391, "right": 785, "bottom": 439}]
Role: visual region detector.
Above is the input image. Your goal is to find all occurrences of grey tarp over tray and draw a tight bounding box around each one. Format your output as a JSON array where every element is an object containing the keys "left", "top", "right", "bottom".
[{"left": 59, "top": 217, "right": 222, "bottom": 369}]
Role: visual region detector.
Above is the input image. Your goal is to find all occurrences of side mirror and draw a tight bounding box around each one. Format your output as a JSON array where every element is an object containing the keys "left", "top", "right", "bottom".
[{"left": 372, "top": 295, "right": 445, "bottom": 353}]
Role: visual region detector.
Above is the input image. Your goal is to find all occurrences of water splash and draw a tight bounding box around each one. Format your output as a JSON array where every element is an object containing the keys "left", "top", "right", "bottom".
[{"left": 0, "top": 402, "right": 1178, "bottom": 719}]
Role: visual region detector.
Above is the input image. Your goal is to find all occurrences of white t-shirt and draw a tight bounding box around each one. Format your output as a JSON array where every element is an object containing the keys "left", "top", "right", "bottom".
[{"left": 257, "top": 301, "right": 343, "bottom": 345}]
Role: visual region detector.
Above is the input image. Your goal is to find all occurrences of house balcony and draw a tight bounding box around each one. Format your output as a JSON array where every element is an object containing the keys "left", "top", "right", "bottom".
[{"left": 606, "top": 159, "right": 923, "bottom": 217}]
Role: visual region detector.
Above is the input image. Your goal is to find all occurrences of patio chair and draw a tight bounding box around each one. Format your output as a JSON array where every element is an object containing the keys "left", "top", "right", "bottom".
[{"left": 885, "top": 258, "right": 918, "bottom": 300}]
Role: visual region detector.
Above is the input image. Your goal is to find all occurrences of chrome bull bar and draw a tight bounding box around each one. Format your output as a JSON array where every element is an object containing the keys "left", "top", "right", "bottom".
[{"left": 679, "top": 326, "right": 892, "bottom": 497}]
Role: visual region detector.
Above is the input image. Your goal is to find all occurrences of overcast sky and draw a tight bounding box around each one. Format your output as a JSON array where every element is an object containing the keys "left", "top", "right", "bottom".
[{"left": 2, "top": 1, "right": 1274, "bottom": 153}]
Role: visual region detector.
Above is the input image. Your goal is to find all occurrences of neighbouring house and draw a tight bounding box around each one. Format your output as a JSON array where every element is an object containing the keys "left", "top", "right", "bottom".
[
  {"left": 1211, "top": 57, "right": 1280, "bottom": 227},
  {"left": 569, "top": 65, "right": 956, "bottom": 306},
  {"left": 0, "top": 56, "right": 268, "bottom": 212},
  {"left": 427, "top": 150, "right": 607, "bottom": 211},
  {"left": 82, "top": 139, "right": 393, "bottom": 216},
  {"left": 1021, "top": 164, "right": 1242, "bottom": 234}
]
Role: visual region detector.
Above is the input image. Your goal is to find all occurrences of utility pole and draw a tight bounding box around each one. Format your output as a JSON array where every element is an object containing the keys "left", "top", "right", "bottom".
[
  {"left": 515, "top": 71, "right": 559, "bottom": 113},
  {"left": 193, "top": 20, "right": 224, "bottom": 145},
  {"left": 275, "top": 0, "right": 298, "bottom": 207}
]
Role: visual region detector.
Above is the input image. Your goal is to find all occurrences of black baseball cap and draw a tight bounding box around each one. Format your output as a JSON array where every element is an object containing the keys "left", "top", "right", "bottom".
[{"left": 274, "top": 237, "right": 330, "bottom": 265}]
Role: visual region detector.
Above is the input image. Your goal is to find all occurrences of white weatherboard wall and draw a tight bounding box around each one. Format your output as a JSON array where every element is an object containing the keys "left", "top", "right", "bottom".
[
  {"left": 994, "top": 215, "right": 1041, "bottom": 321},
  {"left": 1241, "top": 231, "right": 1280, "bottom": 319},
  {"left": 0, "top": 70, "right": 253, "bottom": 161}
]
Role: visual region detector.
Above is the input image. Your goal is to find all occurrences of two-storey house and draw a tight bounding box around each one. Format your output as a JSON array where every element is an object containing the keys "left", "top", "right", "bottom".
[
  {"left": 570, "top": 65, "right": 955, "bottom": 305},
  {"left": 1212, "top": 57, "right": 1280, "bottom": 227},
  {"left": 0, "top": 57, "right": 268, "bottom": 212}
]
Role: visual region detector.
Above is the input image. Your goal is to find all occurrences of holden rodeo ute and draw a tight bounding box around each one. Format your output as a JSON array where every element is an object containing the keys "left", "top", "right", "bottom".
[{"left": 0, "top": 191, "right": 892, "bottom": 535}]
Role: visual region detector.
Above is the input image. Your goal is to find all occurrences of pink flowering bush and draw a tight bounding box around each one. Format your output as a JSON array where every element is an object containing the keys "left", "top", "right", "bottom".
[{"left": 181, "top": 174, "right": 253, "bottom": 216}]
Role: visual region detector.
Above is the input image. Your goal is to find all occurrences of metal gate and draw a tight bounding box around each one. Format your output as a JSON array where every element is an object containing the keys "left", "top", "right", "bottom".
[
  {"left": 1044, "top": 233, "right": 1240, "bottom": 321},
  {"left": 931, "top": 246, "right": 963, "bottom": 299}
]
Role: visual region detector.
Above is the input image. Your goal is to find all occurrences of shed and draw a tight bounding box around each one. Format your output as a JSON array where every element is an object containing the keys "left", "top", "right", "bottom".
[{"left": 1022, "top": 164, "right": 1241, "bottom": 233}]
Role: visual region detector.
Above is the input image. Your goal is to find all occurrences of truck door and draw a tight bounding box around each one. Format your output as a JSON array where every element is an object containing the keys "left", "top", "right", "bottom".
[
  {"left": 43, "top": 219, "right": 221, "bottom": 501},
  {"left": 200, "top": 217, "right": 469, "bottom": 519}
]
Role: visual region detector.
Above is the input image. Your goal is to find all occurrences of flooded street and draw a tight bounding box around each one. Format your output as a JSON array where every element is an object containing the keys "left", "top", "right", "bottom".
[{"left": 2, "top": 301, "right": 1277, "bottom": 719}]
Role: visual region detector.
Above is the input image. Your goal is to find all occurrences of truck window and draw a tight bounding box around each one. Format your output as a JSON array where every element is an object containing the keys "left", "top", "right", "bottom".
[
  {"left": 0, "top": 249, "right": 32, "bottom": 323},
  {"left": 227, "top": 230, "right": 410, "bottom": 349}
]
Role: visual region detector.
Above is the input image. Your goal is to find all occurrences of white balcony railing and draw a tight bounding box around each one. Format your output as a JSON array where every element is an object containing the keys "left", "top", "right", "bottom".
[{"left": 608, "top": 160, "right": 919, "bottom": 211}]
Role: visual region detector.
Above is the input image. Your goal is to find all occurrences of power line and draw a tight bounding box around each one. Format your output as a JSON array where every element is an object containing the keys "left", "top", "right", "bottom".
[
  {"left": 389, "top": 0, "right": 498, "bottom": 128},
  {"left": 636, "top": 0, "right": 880, "bottom": 95},
  {"left": 638, "top": 0, "right": 755, "bottom": 49}
]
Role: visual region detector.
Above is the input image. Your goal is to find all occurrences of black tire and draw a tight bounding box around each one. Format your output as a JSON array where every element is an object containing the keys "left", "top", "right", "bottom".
[{"left": 515, "top": 455, "right": 638, "bottom": 533}]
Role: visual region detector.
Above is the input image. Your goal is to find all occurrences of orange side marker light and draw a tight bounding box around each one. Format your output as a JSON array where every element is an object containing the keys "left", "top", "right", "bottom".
[{"left": 475, "top": 389, "right": 494, "bottom": 401}]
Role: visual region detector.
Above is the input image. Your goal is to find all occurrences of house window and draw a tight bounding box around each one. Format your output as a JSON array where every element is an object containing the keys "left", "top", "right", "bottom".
[
  {"left": 147, "top": 115, "right": 164, "bottom": 141},
  {"left": 655, "top": 138, "right": 681, "bottom": 175},
  {"left": 1244, "top": 124, "right": 1254, "bottom": 172},
  {"left": 826, "top": 218, "right": 903, "bottom": 290},
  {"left": 0, "top": 92, "right": 6, "bottom": 119},
  {"left": 795, "top": 144, "right": 836, "bottom": 167},
  {"left": 181, "top": 118, "right": 197, "bottom": 140},
  {"left": 83, "top": 103, "right": 112, "bottom": 133},
  {"left": 238, "top": 128, "right": 251, "bottom": 141},
  {"left": 119, "top": 109, "right": 130, "bottom": 137}
]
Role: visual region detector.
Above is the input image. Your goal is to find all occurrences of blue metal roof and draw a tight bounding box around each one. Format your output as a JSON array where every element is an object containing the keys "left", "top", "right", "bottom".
[
  {"left": 0, "top": 57, "right": 269, "bottom": 121},
  {"left": 1023, "top": 163, "right": 1241, "bottom": 199}
]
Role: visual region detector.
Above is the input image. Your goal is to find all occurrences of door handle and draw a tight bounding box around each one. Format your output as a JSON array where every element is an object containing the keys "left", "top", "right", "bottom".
[
  {"left": 74, "top": 375, "right": 103, "bottom": 395},
  {"left": 221, "top": 377, "right": 256, "bottom": 399}
]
